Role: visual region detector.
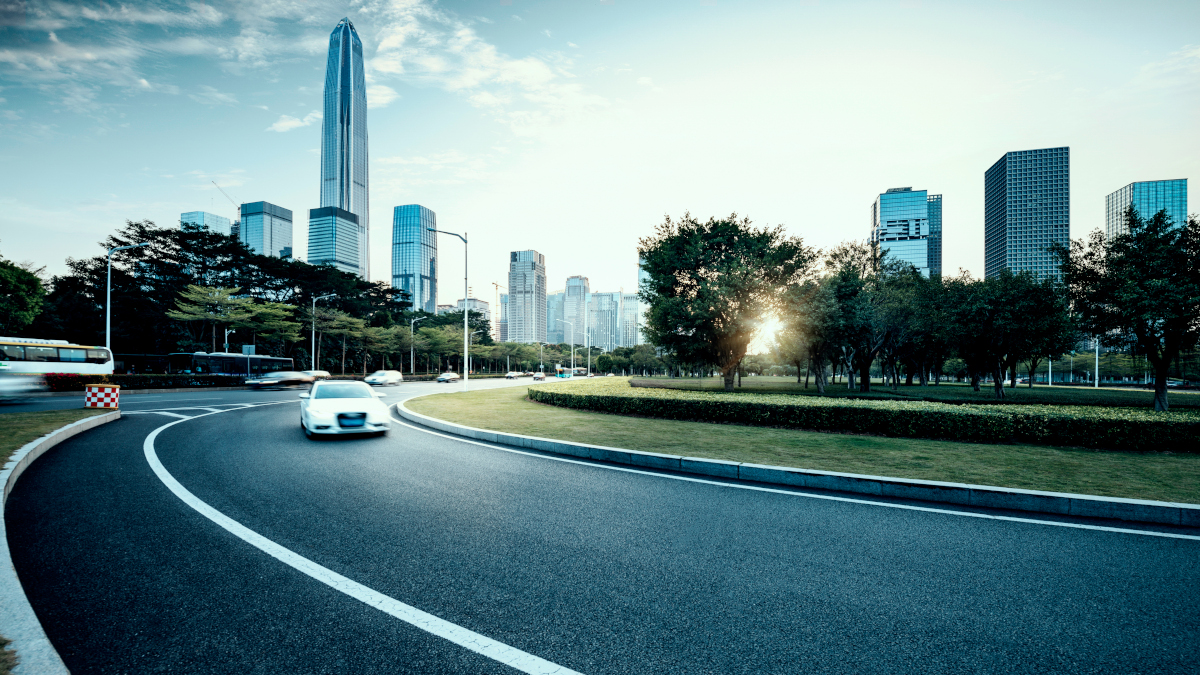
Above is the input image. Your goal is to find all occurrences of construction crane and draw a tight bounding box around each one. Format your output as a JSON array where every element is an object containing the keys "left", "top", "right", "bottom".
[
  {"left": 212, "top": 181, "right": 241, "bottom": 233},
  {"left": 491, "top": 281, "right": 506, "bottom": 342}
]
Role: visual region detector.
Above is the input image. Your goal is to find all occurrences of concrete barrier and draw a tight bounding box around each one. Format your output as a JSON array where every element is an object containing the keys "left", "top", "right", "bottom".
[
  {"left": 2, "top": 411, "right": 120, "bottom": 675},
  {"left": 397, "top": 400, "right": 1200, "bottom": 528}
]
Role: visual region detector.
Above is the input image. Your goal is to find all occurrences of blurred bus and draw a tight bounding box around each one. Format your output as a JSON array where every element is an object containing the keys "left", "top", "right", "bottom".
[
  {"left": 0, "top": 337, "right": 113, "bottom": 375},
  {"left": 116, "top": 352, "right": 293, "bottom": 376}
]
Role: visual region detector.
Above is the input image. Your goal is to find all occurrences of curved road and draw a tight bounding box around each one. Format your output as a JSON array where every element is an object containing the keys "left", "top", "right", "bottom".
[{"left": 6, "top": 380, "right": 1199, "bottom": 674}]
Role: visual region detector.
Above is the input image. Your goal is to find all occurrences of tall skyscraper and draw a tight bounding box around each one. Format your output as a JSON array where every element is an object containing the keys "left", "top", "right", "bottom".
[
  {"left": 546, "top": 290, "right": 565, "bottom": 344},
  {"left": 620, "top": 292, "right": 640, "bottom": 347},
  {"left": 563, "top": 276, "right": 589, "bottom": 346},
  {"left": 239, "top": 202, "right": 293, "bottom": 259},
  {"left": 1104, "top": 179, "right": 1188, "bottom": 238},
  {"left": 588, "top": 291, "right": 622, "bottom": 352},
  {"left": 307, "top": 207, "right": 359, "bottom": 274},
  {"left": 180, "top": 211, "right": 232, "bottom": 236},
  {"left": 984, "top": 146, "right": 1070, "bottom": 280},
  {"left": 320, "top": 18, "right": 369, "bottom": 279},
  {"left": 870, "top": 187, "right": 937, "bottom": 277},
  {"left": 927, "top": 194, "right": 943, "bottom": 277},
  {"left": 507, "top": 251, "right": 546, "bottom": 344},
  {"left": 499, "top": 293, "right": 509, "bottom": 342},
  {"left": 391, "top": 205, "right": 437, "bottom": 314}
]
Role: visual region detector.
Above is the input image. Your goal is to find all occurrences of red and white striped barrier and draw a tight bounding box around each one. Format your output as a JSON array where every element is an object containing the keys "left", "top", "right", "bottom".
[{"left": 84, "top": 384, "right": 120, "bottom": 409}]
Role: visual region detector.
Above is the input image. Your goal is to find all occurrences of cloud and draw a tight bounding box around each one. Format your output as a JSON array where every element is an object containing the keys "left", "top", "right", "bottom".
[
  {"left": 366, "top": 84, "right": 400, "bottom": 108},
  {"left": 188, "top": 85, "right": 238, "bottom": 105},
  {"left": 266, "top": 110, "right": 321, "bottom": 132},
  {"left": 568, "top": 42, "right": 578, "bottom": 48},
  {"left": 543, "top": 29, "right": 552, "bottom": 38},
  {"left": 637, "top": 76, "right": 653, "bottom": 86}
]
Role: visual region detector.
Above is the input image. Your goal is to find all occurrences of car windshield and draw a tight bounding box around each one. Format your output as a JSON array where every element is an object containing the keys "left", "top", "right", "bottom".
[{"left": 313, "top": 383, "right": 374, "bottom": 399}]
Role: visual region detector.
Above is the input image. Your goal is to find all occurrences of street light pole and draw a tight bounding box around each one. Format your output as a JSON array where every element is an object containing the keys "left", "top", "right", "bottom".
[
  {"left": 311, "top": 293, "right": 336, "bottom": 370},
  {"left": 410, "top": 315, "right": 429, "bottom": 375},
  {"left": 106, "top": 242, "right": 149, "bottom": 352},
  {"left": 429, "top": 228, "right": 468, "bottom": 392},
  {"left": 557, "top": 319, "right": 574, "bottom": 373}
]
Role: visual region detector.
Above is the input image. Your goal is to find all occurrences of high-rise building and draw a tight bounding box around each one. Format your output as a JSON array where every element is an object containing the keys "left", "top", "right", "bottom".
[
  {"left": 391, "top": 205, "right": 437, "bottom": 314},
  {"left": 588, "top": 291, "right": 622, "bottom": 352},
  {"left": 239, "top": 202, "right": 293, "bottom": 259},
  {"left": 546, "top": 290, "right": 565, "bottom": 344},
  {"left": 870, "top": 187, "right": 940, "bottom": 277},
  {"left": 620, "top": 292, "right": 640, "bottom": 347},
  {"left": 320, "top": 18, "right": 369, "bottom": 279},
  {"left": 927, "top": 194, "right": 943, "bottom": 277},
  {"left": 307, "top": 206, "right": 359, "bottom": 274},
  {"left": 455, "top": 298, "right": 491, "bottom": 323},
  {"left": 180, "top": 211, "right": 232, "bottom": 236},
  {"left": 436, "top": 304, "right": 455, "bottom": 315},
  {"left": 499, "top": 293, "right": 509, "bottom": 342},
  {"left": 563, "top": 276, "right": 589, "bottom": 346},
  {"left": 984, "top": 146, "right": 1070, "bottom": 280},
  {"left": 1104, "top": 179, "right": 1188, "bottom": 238},
  {"left": 507, "top": 251, "right": 546, "bottom": 344}
]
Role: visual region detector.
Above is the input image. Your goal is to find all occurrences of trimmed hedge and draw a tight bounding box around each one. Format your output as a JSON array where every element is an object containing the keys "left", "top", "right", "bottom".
[
  {"left": 529, "top": 380, "right": 1200, "bottom": 453},
  {"left": 42, "top": 373, "right": 246, "bottom": 392}
]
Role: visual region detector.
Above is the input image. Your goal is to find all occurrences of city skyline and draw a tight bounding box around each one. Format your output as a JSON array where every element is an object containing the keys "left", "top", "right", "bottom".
[{"left": 1, "top": 1, "right": 1197, "bottom": 300}]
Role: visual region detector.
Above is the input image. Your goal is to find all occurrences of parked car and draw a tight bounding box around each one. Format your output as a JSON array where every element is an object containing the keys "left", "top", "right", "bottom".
[
  {"left": 303, "top": 370, "right": 332, "bottom": 380},
  {"left": 364, "top": 369, "right": 403, "bottom": 386},
  {"left": 247, "top": 371, "right": 315, "bottom": 389},
  {"left": 299, "top": 380, "right": 390, "bottom": 437},
  {"left": 436, "top": 372, "right": 461, "bottom": 383},
  {"left": 532, "top": 372, "right": 546, "bottom": 381}
]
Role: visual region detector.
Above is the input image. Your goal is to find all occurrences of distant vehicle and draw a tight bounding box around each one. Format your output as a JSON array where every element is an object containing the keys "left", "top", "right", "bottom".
[
  {"left": 605, "top": 373, "right": 615, "bottom": 377},
  {"left": 364, "top": 370, "right": 403, "bottom": 386},
  {"left": 246, "top": 371, "right": 315, "bottom": 389},
  {"left": 1, "top": 337, "right": 113, "bottom": 375},
  {"left": 299, "top": 380, "right": 390, "bottom": 437},
  {"left": 436, "top": 372, "right": 461, "bottom": 383},
  {"left": 505, "top": 371, "right": 522, "bottom": 379},
  {"left": 587, "top": 373, "right": 596, "bottom": 378},
  {"left": 0, "top": 368, "right": 46, "bottom": 403},
  {"left": 304, "top": 370, "right": 332, "bottom": 380},
  {"left": 532, "top": 372, "right": 546, "bottom": 381}
]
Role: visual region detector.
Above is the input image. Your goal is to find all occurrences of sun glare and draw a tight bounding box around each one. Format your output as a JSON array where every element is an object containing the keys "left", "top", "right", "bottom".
[{"left": 747, "top": 316, "right": 783, "bottom": 355}]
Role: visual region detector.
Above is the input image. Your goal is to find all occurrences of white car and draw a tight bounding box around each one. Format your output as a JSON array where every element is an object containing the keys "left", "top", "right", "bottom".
[
  {"left": 436, "top": 372, "right": 461, "bottom": 383},
  {"left": 304, "top": 370, "right": 332, "bottom": 380},
  {"left": 364, "top": 369, "right": 403, "bottom": 386},
  {"left": 505, "top": 371, "right": 522, "bottom": 379},
  {"left": 300, "top": 381, "right": 391, "bottom": 437}
]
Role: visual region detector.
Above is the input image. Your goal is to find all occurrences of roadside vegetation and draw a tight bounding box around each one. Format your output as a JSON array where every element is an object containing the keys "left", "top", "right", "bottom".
[
  {"left": 0, "top": 409, "right": 111, "bottom": 466},
  {"left": 405, "top": 384, "right": 1200, "bottom": 503},
  {"left": 0, "top": 634, "right": 16, "bottom": 675}
]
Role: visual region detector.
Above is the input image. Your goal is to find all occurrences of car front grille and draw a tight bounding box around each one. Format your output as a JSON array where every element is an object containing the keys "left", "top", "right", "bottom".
[{"left": 337, "top": 412, "right": 367, "bottom": 428}]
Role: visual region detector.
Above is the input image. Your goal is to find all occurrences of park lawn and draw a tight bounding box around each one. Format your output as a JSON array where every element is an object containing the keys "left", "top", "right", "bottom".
[
  {"left": 406, "top": 384, "right": 1200, "bottom": 504},
  {"left": 632, "top": 376, "right": 1200, "bottom": 408},
  {"left": 0, "top": 409, "right": 111, "bottom": 466}
]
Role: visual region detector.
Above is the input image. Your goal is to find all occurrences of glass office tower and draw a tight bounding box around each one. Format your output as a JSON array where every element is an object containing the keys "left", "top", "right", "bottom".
[
  {"left": 926, "top": 194, "right": 943, "bottom": 277},
  {"left": 239, "top": 202, "right": 293, "bottom": 259},
  {"left": 321, "top": 18, "right": 369, "bottom": 279},
  {"left": 391, "top": 205, "right": 437, "bottom": 314},
  {"left": 307, "top": 206, "right": 361, "bottom": 274},
  {"left": 564, "top": 276, "right": 589, "bottom": 346},
  {"left": 621, "top": 293, "right": 640, "bottom": 347},
  {"left": 984, "top": 147, "right": 1070, "bottom": 280},
  {"left": 507, "top": 251, "right": 546, "bottom": 344},
  {"left": 499, "top": 293, "right": 509, "bottom": 342},
  {"left": 1104, "top": 179, "right": 1188, "bottom": 238},
  {"left": 180, "top": 211, "right": 232, "bottom": 236},
  {"left": 588, "top": 291, "right": 622, "bottom": 352},
  {"left": 546, "top": 291, "right": 566, "bottom": 344},
  {"left": 871, "top": 187, "right": 932, "bottom": 276}
]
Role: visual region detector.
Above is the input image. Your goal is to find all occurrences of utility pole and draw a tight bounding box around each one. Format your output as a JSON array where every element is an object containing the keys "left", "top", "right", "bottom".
[
  {"left": 430, "top": 228, "right": 468, "bottom": 392},
  {"left": 411, "top": 315, "right": 428, "bottom": 375}
]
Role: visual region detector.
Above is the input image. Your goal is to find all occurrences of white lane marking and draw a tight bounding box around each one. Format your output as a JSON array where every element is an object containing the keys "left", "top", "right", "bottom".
[
  {"left": 144, "top": 406, "right": 582, "bottom": 675},
  {"left": 389, "top": 409, "right": 1200, "bottom": 542},
  {"left": 150, "top": 412, "right": 191, "bottom": 419}
]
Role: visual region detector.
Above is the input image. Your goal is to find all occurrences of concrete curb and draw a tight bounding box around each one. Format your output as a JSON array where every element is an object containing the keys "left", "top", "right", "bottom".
[
  {"left": 396, "top": 400, "right": 1200, "bottom": 528},
  {"left": 2, "top": 411, "right": 120, "bottom": 674}
]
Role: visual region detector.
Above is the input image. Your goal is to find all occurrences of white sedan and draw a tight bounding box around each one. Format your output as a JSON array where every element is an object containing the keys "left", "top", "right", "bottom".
[
  {"left": 300, "top": 381, "right": 391, "bottom": 437},
  {"left": 364, "top": 369, "right": 404, "bottom": 386}
]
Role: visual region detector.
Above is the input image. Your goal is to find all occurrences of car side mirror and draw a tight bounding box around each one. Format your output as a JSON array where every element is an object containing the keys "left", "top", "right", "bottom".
[{"left": 299, "top": 392, "right": 310, "bottom": 399}]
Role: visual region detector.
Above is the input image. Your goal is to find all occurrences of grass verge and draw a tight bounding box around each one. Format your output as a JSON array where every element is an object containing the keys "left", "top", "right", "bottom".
[
  {"left": 0, "top": 408, "right": 111, "bottom": 467},
  {"left": 406, "top": 384, "right": 1200, "bottom": 504},
  {"left": 0, "top": 634, "right": 15, "bottom": 675}
]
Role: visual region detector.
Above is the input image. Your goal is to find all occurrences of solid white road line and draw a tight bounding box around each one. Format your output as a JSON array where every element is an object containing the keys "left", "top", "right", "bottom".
[
  {"left": 150, "top": 412, "right": 191, "bottom": 419},
  {"left": 389, "top": 408, "right": 1200, "bottom": 542},
  {"left": 143, "top": 405, "right": 582, "bottom": 675}
]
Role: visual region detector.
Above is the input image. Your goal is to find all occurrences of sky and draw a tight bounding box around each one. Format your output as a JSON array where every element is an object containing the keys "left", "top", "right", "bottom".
[{"left": 1, "top": 0, "right": 1197, "bottom": 309}]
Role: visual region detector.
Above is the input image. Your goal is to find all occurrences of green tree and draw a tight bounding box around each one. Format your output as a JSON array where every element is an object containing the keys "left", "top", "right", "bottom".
[
  {"left": 1053, "top": 208, "right": 1200, "bottom": 410},
  {"left": 0, "top": 252, "right": 45, "bottom": 335},
  {"left": 166, "top": 285, "right": 254, "bottom": 353},
  {"left": 639, "top": 213, "right": 816, "bottom": 391}
]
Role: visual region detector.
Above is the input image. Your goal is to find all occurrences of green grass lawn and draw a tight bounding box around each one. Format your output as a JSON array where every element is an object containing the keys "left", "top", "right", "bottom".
[
  {"left": 632, "top": 376, "right": 1200, "bottom": 408},
  {"left": 0, "top": 408, "right": 111, "bottom": 466},
  {"left": 406, "top": 384, "right": 1200, "bottom": 504}
]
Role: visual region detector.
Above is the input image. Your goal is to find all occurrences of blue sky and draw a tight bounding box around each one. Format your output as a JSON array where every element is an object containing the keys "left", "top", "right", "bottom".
[{"left": 1, "top": 0, "right": 1197, "bottom": 306}]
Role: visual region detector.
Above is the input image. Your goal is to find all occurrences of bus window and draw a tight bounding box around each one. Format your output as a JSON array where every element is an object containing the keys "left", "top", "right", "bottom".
[
  {"left": 25, "top": 346, "right": 58, "bottom": 362},
  {"left": 87, "top": 349, "right": 111, "bottom": 364},
  {"left": 59, "top": 348, "right": 87, "bottom": 362},
  {"left": 0, "top": 345, "right": 23, "bottom": 361}
]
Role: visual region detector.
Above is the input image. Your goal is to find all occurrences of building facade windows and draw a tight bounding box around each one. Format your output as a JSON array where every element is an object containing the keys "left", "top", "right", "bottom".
[
  {"left": 391, "top": 205, "right": 437, "bottom": 314},
  {"left": 870, "top": 187, "right": 937, "bottom": 277},
  {"left": 239, "top": 202, "right": 293, "bottom": 259},
  {"left": 507, "top": 250, "right": 546, "bottom": 344},
  {"left": 307, "top": 206, "right": 360, "bottom": 275},
  {"left": 180, "top": 211, "right": 232, "bottom": 236},
  {"left": 546, "top": 291, "right": 565, "bottom": 344},
  {"left": 321, "top": 18, "right": 369, "bottom": 279},
  {"left": 1104, "top": 179, "right": 1188, "bottom": 238},
  {"left": 984, "top": 146, "right": 1070, "bottom": 280}
]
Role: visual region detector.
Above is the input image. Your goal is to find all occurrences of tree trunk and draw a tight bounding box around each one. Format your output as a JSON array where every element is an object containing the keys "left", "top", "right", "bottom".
[
  {"left": 993, "top": 363, "right": 1006, "bottom": 399},
  {"left": 1153, "top": 360, "right": 1170, "bottom": 412},
  {"left": 905, "top": 369, "right": 914, "bottom": 386},
  {"left": 796, "top": 360, "right": 804, "bottom": 384},
  {"left": 341, "top": 335, "right": 347, "bottom": 375},
  {"left": 1008, "top": 359, "right": 1018, "bottom": 388},
  {"left": 804, "top": 359, "right": 811, "bottom": 389},
  {"left": 722, "top": 368, "right": 736, "bottom": 392},
  {"left": 814, "top": 358, "right": 827, "bottom": 394},
  {"left": 859, "top": 359, "right": 872, "bottom": 392},
  {"left": 1027, "top": 357, "right": 1041, "bottom": 388},
  {"left": 970, "top": 372, "right": 980, "bottom": 392}
]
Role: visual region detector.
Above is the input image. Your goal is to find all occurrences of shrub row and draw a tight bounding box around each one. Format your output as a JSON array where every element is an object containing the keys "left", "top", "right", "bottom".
[
  {"left": 42, "top": 373, "right": 246, "bottom": 392},
  {"left": 529, "top": 380, "right": 1200, "bottom": 453}
]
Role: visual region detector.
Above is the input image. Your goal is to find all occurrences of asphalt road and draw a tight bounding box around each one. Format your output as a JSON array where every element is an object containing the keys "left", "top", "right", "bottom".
[{"left": 6, "top": 379, "right": 1200, "bottom": 674}]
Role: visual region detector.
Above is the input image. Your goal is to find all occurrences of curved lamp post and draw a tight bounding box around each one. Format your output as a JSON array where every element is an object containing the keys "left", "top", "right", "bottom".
[
  {"left": 429, "top": 228, "right": 468, "bottom": 392},
  {"left": 410, "top": 315, "right": 429, "bottom": 375},
  {"left": 311, "top": 293, "right": 336, "bottom": 370}
]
